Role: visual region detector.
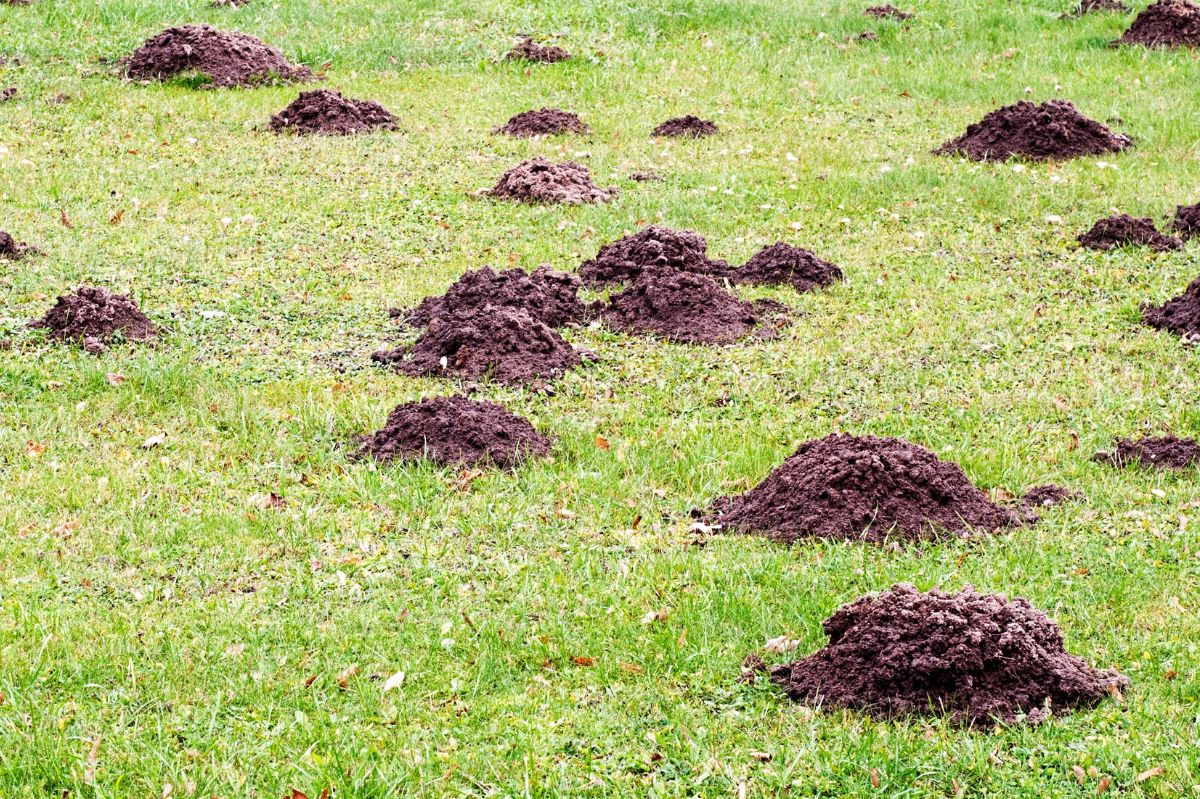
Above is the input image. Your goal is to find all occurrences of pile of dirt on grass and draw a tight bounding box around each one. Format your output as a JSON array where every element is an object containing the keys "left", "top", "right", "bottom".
[
  {"left": 28, "top": 286, "right": 156, "bottom": 353},
  {"left": 579, "top": 225, "right": 731, "bottom": 286},
  {"left": 1064, "top": 0, "right": 1128, "bottom": 16},
  {"left": 652, "top": 115, "right": 719, "bottom": 138},
  {"left": 495, "top": 108, "right": 587, "bottom": 137},
  {"left": 397, "top": 265, "right": 587, "bottom": 329},
  {"left": 487, "top": 157, "right": 616, "bottom": 205},
  {"left": 372, "top": 307, "right": 582, "bottom": 385},
  {"left": 865, "top": 5, "right": 913, "bottom": 19},
  {"left": 934, "top": 100, "right": 1132, "bottom": 162},
  {"left": 1116, "top": 0, "right": 1200, "bottom": 47},
  {"left": 363, "top": 395, "right": 551, "bottom": 468},
  {"left": 770, "top": 583, "right": 1128, "bottom": 725},
  {"left": 1077, "top": 214, "right": 1181, "bottom": 251},
  {"left": 0, "top": 230, "right": 36, "bottom": 260},
  {"left": 269, "top": 89, "right": 396, "bottom": 135},
  {"left": 705, "top": 433, "right": 1021, "bottom": 543},
  {"left": 1095, "top": 435, "right": 1200, "bottom": 469},
  {"left": 1142, "top": 276, "right": 1200, "bottom": 338},
  {"left": 732, "top": 243, "right": 843, "bottom": 293},
  {"left": 1171, "top": 202, "right": 1200, "bottom": 239},
  {"left": 506, "top": 37, "right": 570, "bottom": 63},
  {"left": 124, "top": 25, "right": 313, "bottom": 88},
  {"left": 1021, "top": 484, "right": 1082, "bottom": 509}
]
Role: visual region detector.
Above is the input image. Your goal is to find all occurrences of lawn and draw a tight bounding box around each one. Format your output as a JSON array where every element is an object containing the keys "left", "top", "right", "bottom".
[{"left": 1, "top": 0, "right": 1199, "bottom": 795}]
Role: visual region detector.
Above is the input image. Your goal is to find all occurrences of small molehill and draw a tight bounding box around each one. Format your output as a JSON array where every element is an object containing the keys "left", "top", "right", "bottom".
[
  {"left": 363, "top": 395, "right": 551, "bottom": 468},
  {"left": 1078, "top": 214, "right": 1181, "bottom": 251},
  {"left": 0, "top": 230, "right": 36, "bottom": 260},
  {"left": 1021, "top": 484, "right": 1082, "bottom": 509},
  {"left": 1171, "top": 202, "right": 1200, "bottom": 239},
  {"left": 732, "top": 243, "right": 843, "bottom": 293},
  {"left": 652, "top": 115, "right": 719, "bottom": 138},
  {"left": 506, "top": 37, "right": 570, "bottom": 63},
  {"left": 705, "top": 433, "right": 1021, "bottom": 543},
  {"left": 372, "top": 307, "right": 582, "bottom": 386},
  {"left": 1064, "top": 0, "right": 1128, "bottom": 16},
  {"left": 270, "top": 89, "right": 396, "bottom": 135},
  {"left": 124, "top": 25, "right": 313, "bottom": 88},
  {"left": 770, "top": 584, "right": 1128, "bottom": 725},
  {"left": 1117, "top": 0, "right": 1200, "bottom": 47},
  {"left": 487, "top": 157, "right": 616, "bottom": 205},
  {"left": 935, "top": 100, "right": 1131, "bottom": 162},
  {"left": 579, "top": 225, "right": 730, "bottom": 286},
  {"left": 397, "top": 265, "right": 587, "bottom": 329},
  {"left": 29, "top": 286, "right": 156, "bottom": 354},
  {"left": 1143, "top": 275, "right": 1200, "bottom": 339},
  {"left": 495, "top": 108, "right": 587, "bottom": 137},
  {"left": 865, "top": 5, "right": 913, "bottom": 19},
  {"left": 1096, "top": 435, "right": 1200, "bottom": 469}
]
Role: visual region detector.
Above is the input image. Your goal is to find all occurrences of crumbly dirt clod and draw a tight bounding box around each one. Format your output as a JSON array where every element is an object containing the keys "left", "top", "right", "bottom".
[
  {"left": 124, "top": 25, "right": 313, "bottom": 88},
  {"left": 1116, "top": 0, "right": 1200, "bottom": 47},
  {"left": 1171, "top": 202, "right": 1200, "bottom": 239},
  {"left": 487, "top": 157, "right": 616, "bottom": 205},
  {"left": 397, "top": 265, "right": 587, "bottom": 329},
  {"left": 579, "top": 225, "right": 731, "bottom": 286},
  {"left": 770, "top": 583, "right": 1128, "bottom": 725},
  {"left": 1142, "top": 275, "right": 1200, "bottom": 339},
  {"left": 270, "top": 89, "right": 396, "bottom": 135},
  {"left": 363, "top": 395, "right": 551, "bottom": 468},
  {"left": 1095, "top": 436, "right": 1200, "bottom": 469},
  {"left": 506, "top": 37, "right": 570, "bottom": 63},
  {"left": 629, "top": 171, "right": 663, "bottom": 182},
  {"left": 1077, "top": 214, "right": 1181, "bottom": 251},
  {"left": 0, "top": 230, "right": 36, "bottom": 260},
  {"left": 934, "top": 100, "right": 1132, "bottom": 162},
  {"left": 865, "top": 5, "right": 913, "bottom": 19},
  {"left": 705, "top": 433, "right": 1021, "bottom": 543},
  {"left": 1021, "top": 484, "right": 1082, "bottom": 509},
  {"left": 732, "top": 243, "right": 843, "bottom": 293},
  {"left": 1064, "top": 0, "right": 1128, "bottom": 16},
  {"left": 495, "top": 108, "right": 587, "bottom": 137},
  {"left": 652, "top": 115, "right": 719, "bottom": 138},
  {"left": 0, "top": 87, "right": 16, "bottom": 102},
  {"left": 29, "top": 286, "right": 156, "bottom": 353}
]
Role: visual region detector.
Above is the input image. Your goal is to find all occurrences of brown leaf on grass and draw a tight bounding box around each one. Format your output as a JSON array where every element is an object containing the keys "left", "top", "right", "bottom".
[
  {"left": 25, "top": 441, "right": 46, "bottom": 459},
  {"left": 869, "top": 768, "right": 881, "bottom": 788},
  {"left": 109, "top": 209, "right": 125, "bottom": 226},
  {"left": 571, "top": 656, "right": 595, "bottom": 667},
  {"left": 1136, "top": 767, "right": 1165, "bottom": 783},
  {"left": 750, "top": 750, "right": 772, "bottom": 762},
  {"left": 619, "top": 662, "right": 644, "bottom": 674},
  {"left": 1096, "top": 777, "right": 1112, "bottom": 793},
  {"left": 60, "top": 208, "right": 72, "bottom": 228},
  {"left": 84, "top": 736, "right": 101, "bottom": 785},
  {"left": 302, "top": 674, "right": 319, "bottom": 688},
  {"left": 641, "top": 609, "right": 667, "bottom": 625},
  {"left": 106, "top": 372, "right": 126, "bottom": 386},
  {"left": 287, "top": 790, "right": 309, "bottom": 799},
  {"left": 594, "top": 435, "right": 610, "bottom": 450},
  {"left": 336, "top": 664, "right": 359, "bottom": 688},
  {"left": 1073, "top": 766, "right": 1086, "bottom": 785}
]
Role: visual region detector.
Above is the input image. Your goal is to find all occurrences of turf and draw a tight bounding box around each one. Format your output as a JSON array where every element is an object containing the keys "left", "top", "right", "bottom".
[{"left": 1, "top": 0, "right": 1199, "bottom": 796}]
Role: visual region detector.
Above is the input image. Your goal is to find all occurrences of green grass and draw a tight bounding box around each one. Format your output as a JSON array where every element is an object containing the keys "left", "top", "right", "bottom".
[{"left": 2, "top": 0, "right": 1199, "bottom": 795}]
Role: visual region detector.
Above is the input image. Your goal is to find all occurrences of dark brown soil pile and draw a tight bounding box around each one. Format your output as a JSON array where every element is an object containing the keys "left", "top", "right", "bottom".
[
  {"left": 495, "top": 108, "right": 587, "bottom": 137},
  {"left": 506, "top": 37, "right": 570, "bottom": 63},
  {"left": 732, "top": 243, "right": 843, "bottom": 293},
  {"left": 1116, "top": 0, "right": 1200, "bottom": 47},
  {"left": 363, "top": 395, "right": 551, "bottom": 468},
  {"left": 935, "top": 100, "right": 1132, "bottom": 162},
  {"left": 397, "top": 265, "right": 587, "bottom": 329},
  {"left": 865, "top": 5, "right": 913, "bottom": 19},
  {"left": 124, "top": 25, "right": 313, "bottom": 88},
  {"left": 372, "top": 307, "right": 582, "bottom": 385},
  {"left": 0, "top": 230, "right": 36, "bottom": 260},
  {"left": 1142, "top": 276, "right": 1200, "bottom": 338},
  {"left": 770, "top": 583, "right": 1128, "bottom": 725},
  {"left": 705, "top": 434, "right": 1021, "bottom": 543},
  {"left": 1077, "top": 214, "right": 1181, "bottom": 251},
  {"left": 29, "top": 286, "right": 156, "bottom": 354},
  {"left": 1095, "top": 435, "right": 1200, "bottom": 469},
  {"left": 1021, "top": 484, "right": 1082, "bottom": 509},
  {"left": 0, "top": 87, "right": 16, "bottom": 103},
  {"left": 1171, "top": 202, "right": 1200, "bottom": 239},
  {"left": 487, "top": 157, "right": 616, "bottom": 205},
  {"left": 579, "top": 225, "right": 731, "bottom": 286},
  {"left": 1064, "top": 0, "right": 1128, "bottom": 16},
  {"left": 652, "top": 115, "right": 719, "bottom": 138},
  {"left": 269, "top": 89, "right": 396, "bottom": 136}
]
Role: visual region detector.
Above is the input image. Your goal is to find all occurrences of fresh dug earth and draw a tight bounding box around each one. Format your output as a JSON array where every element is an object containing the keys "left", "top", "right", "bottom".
[
  {"left": 770, "top": 584, "right": 1128, "bottom": 725},
  {"left": 1172, "top": 202, "right": 1200, "bottom": 239},
  {"left": 652, "top": 115, "right": 719, "bottom": 138},
  {"left": 1116, "top": 0, "right": 1200, "bottom": 47},
  {"left": 495, "top": 108, "right": 587, "bottom": 137},
  {"left": 1143, "top": 276, "right": 1200, "bottom": 338},
  {"left": 124, "top": 25, "right": 313, "bottom": 88},
  {"left": 1064, "top": 0, "right": 1128, "bottom": 15},
  {"left": 506, "top": 37, "right": 570, "bottom": 63},
  {"left": 363, "top": 395, "right": 551, "bottom": 468},
  {"left": 865, "top": 5, "right": 913, "bottom": 19},
  {"left": 487, "top": 157, "right": 616, "bottom": 204},
  {"left": 270, "top": 89, "right": 396, "bottom": 135},
  {"left": 934, "top": 100, "right": 1132, "bottom": 162},
  {"left": 705, "top": 433, "right": 1021, "bottom": 543},
  {"left": 29, "top": 286, "right": 156, "bottom": 354},
  {"left": 1021, "top": 484, "right": 1082, "bottom": 509},
  {"left": 579, "top": 225, "right": 730, "bottom": 286},
  {"left": 372, "top": 307, "right": 582, "bottom": 385},
  {"left": 1095, "top": 436, "right": 1200, "bottom": 469},
  {"left": 397, "top": 265, "right": 587, "bottom": 329},
  {"left": 732, "top": 243, "right": 843, "bottom": 293},
  {"left": 0, "top": 230, "right": 36, "bottom": 260},
  {"left": 1078, "top": 214, "right": 1181, "bottom": 251}
]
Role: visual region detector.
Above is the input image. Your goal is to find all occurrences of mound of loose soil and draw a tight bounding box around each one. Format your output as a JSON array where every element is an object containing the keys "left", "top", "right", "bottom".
[
  {"left": 1021, "top": 484, "right": 1082, "bottom": 509},
  {"left": 487, "top": 157, "right": 616, "bottom": 205},
  {"left": 1116, "top": 0, "right": 1200, "bottom": 47},
  {"left": 506, "top": 37, "right": 570, "bottom": 63},
  {"left": 579, "top": 225, "right": 731, "bottom": 286},
  {"left": 0, "top": 230, "right": 36, "bottom": 260},
  {"left": 269, "top": 89, "right": 396, "bottom": 135},
  {"left": 363, "top": 395, "right": 551, "bottom": 468},
  {"left": 495, "top": 108, "right": 587, "bottom": 137},
  {"left": 1142, "top": 275, "right": 1200, "bottom": 338},
  {"left": 29, "top": 286, "right": 156, "bottom": 353},
  {"left": 652, "top": 115, "right": 719, "bottom": 138},
  {"left": 732, "top": 243, "right": 843, "bottom": 293},
  {"left": 372, "top": 307, "right": 582, "bottom": 385},
  {"left": 934, "top": 100, "right": 1132, "bottom": 162},
  {"left": 865, "top": 5, "right": 913, "bottom": 19},
  {"left": 124, "top": 25, "right": 313, "bottom": 88},
  {"left": 1171, "top": 202, "right": 1200, "bottom": 239},
  {"left": 1064, "top": 0, "right": 1128, "bottom": 16},
  {"left": 1077, "top": 214, "right": 1181, "bottom": 251},
  {"left": 397, "top": 265, "right": 587, "bottom": 329},
  {"left": 1095, "top": 435, "right": 1200, "bottom": 469},
  {"left": 770, "top": 583, "right": 1127, "bottom": 725},
  {"left": 705, "top": 434, "right": 1021, "bottom": 543}
]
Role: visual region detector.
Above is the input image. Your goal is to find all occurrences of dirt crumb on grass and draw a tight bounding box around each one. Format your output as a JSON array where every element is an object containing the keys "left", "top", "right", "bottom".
[
  {"left": 124, "top": 25, "right": 313, "bottom": 88},
  {"left": 1143, "top": 275, "right": 1200, "bottom": 339},
  {"left": 506, "top": 37, "right": 570, "bottom": 63},
  {"left": 733, "top": 243, "right": 843, "bottom": 293},
  {"left": 1171, "top": 202, "right": 1200, "bottom": 239},
  {"left": 865, "top": 5, "right": 913, "bottom": 19},
  {"left": 1064, "top": 0, "right": 1128, "bottom": 16},
  {"left": 1117, "top": 0, "right": 1200, "bottom": 47},
  {"left": 1077, "top": 214, "right": 1181, "bottom": 251},
  {"left": 704, "top": 433, "right": 1021, "bottom": 543},
  {"left": 1021, "top": 484, "right": 1082, "bottom": 509},
  {"left": 397, "top": 265, "right": 587, "bottom": 329},
  {"left": 29, "top": 286, "right": 156, "bottom": 354},
  {"left": 487, "top": 157, "right": 616, "bottom": 205},
  {"left": 629, "top": 171, "right": 663, "bottom": 182},
  {"left": 0, "top": 230, "right": 36, "bottom": 260},
  {"left": 770, "top": 583, "right": 1128, "bottom": 725},
  {"left": 363, "top": 395, "right": 551, "bottom": 468},
  {"left": 935, "top": 100, "right": 1131, "bottom": 162},
  {"left": 652, "top": 115, "right": 718, "bottom": 138},
  {"left": 211, "top": 0, "right": 251, "bottom": 6},
  {"left": 0, "top": 87, "right": 16, "bottom": 102},
  {"left": 579, "top": 225, "right": 730, "bottom": 286},
  {"left": 495, "top": 108, "right": 587, "bottom": 137},
  {"left": 270, "top": 89, "right": 396, "bottom": 135},
  {"left": 1095, "top": 435, "right": 1200, "bottom": 469}
]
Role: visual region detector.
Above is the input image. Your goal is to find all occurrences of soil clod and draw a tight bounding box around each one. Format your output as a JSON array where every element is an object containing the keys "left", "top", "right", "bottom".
[
  {"left": 29, "top": 286, "right": 156, "bottom": 353},
  {"left": 1171, "top": 202, "right": 1200, "bottom": 239},
  {"left": 1095, "top": 435, "right": 1200, "bottom": 469},
  {"left": 506, "top": 37, "right": 570, "bottom": 63},
  {"left": 1064, "top": 0, "right": 1128, "bottom": 16},
  {"left": 487, "top": 157, "right": 616, "bottom": 205},
  {"left": 652, "top": 115, "right": 718, "bottom": 138},
  {"left": 1142, "top": 275, "right": 1200, "bottom": 339},
  {"left": 1077, "top": 214, "right": 1182, "bottom": 251},
  {"left": 579, "top": 225, "right": 731, "bottom": 286},
  {"left": 1116, "top": 0, "right": 1200, "bottom": 47},
  {"left": 1021, "top": 484, "right": 1082, "bottom": 509},
  {"left": 0, "top": 230, "right": 36, "bottom": 260},
  {"left": 270, "top": 89, "right": 396, "bottom": 135},
  {"left": 865, "top": 5, "right": 913, "bottom": 19},
  {"left": 733, "top": 243, "right": 843, "bottom": 293},
  {"left": 0, "top": 87, "right": 16, "bottom": 103},
  {"left": 397, "top": 265, "right": 587, "bottom": 330},
  {"left": 935, "top": 100, "right": 1131, "bottom": 162},
  {"left": 124, "top": 24, "right": 313, "bottom": 88},
  {"left": 495, "top": 108, "right": 587, "bottom": 137},
  {"left": 629, "top": 171, "right": 663, "bottom": 182}
]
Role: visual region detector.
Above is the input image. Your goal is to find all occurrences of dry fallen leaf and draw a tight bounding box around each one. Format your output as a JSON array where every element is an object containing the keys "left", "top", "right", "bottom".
[
  {"left": 619, "top": 662, "right": 644, "bottom": 674},
  {"left": 25, "top": 441, "right": 46, "bottom": 459},
  {"left": 382, "top": 670, "right": 406, "bottom": 692},
  {"left": 224, "top": 643, "right": 245, "bottom": 658},
  {"left": 869, "top": 768, "right": 881, "bottom": 788},
  {"left": 1096, "top": 777, "right": 1112, "bottom": 793},
  {"left": 764, "top": 635, "right": 801, "bottom": 654},
  {"left": 594, "top": 435, "right": 610, "bottom": 450},
  {"left": 106, "top": 372, "right": 126, "bottom": 386},
  {"left": 641, "top": 609, "right": 667, "bottom": 625},
  {"left": 1136, "top": 767, "right": 1165, "bottom": 783},
  {"left": 142, "top": 433, "right": 166, "bottom": 449},
  {"left": 571, "top": 656, "right": 595, "bottom": 667},
  {"left": 1073, "top": 766, "right": 1086, "bottom": 785},
  {"left": 336, "top": 664, "right": 359, "bottom": 688}
]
